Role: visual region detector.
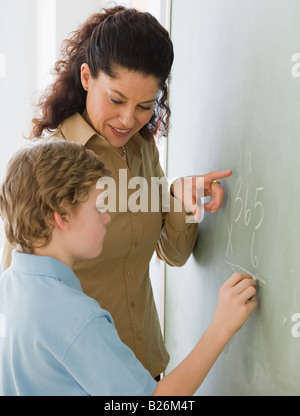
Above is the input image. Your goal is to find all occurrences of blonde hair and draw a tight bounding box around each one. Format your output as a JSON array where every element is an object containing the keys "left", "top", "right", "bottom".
[{"left": 0, "top": 141, "right": 110, "bottom": 253}]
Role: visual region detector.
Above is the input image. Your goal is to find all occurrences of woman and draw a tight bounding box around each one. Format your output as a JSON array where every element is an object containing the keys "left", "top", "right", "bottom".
[{"left": 2, "top": 6, "right": 231, "bottom": 379}]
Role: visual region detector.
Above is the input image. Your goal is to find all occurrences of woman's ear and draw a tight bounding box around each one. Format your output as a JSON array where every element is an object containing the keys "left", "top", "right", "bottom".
[
  {"left": 80, "top": 63, "right": 91, "bottom": 91},
  {"left": 53, "top": 211, "right": 71, "bottom": 231}
]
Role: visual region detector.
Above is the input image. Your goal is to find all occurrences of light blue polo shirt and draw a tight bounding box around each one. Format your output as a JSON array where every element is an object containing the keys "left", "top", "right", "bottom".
[{"left": 0, "top": 251, "right": 157, "bottom": 396}]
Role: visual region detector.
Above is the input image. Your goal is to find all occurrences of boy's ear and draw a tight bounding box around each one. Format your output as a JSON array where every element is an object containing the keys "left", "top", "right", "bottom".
[{"left": 53, "top": 211, "right": 71, "bottom": 231}]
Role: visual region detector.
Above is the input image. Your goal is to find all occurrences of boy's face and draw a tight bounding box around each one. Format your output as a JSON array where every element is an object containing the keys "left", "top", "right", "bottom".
[{"left": 67, "top": 186, "right": 110, "bottom": 261}]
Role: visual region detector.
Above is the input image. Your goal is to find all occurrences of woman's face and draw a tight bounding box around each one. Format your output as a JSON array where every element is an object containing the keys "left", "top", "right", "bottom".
[{"left": 81, "top": 65, "right": 160, "bottom": 148}]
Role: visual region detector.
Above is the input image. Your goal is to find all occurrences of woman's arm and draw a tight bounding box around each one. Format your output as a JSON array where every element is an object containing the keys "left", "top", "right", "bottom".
[{"left": 150, "top": 140, "right": 232, "bottom": 266}]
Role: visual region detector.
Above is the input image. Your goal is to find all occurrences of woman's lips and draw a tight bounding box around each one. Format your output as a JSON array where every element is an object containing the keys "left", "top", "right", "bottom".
[{"left": 109, "top": 126, "right": 133, "bottom": 138}]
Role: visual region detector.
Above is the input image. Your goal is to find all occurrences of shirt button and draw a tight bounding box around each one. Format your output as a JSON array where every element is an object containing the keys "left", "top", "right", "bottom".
[
  {"left": 130, "top": 301, "right": 136, "bottom": 308},
  {"left": 136, "top": 333, "right": 143, "bottom": 341},
  {"left": 133, "top": 241, "right": 139, "bottom": 248},
  {"left": 127, "top": 270, "right": 134, "bottom": 277}
]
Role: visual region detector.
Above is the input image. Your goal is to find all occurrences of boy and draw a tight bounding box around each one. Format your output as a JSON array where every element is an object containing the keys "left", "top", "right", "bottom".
[{"left": 0, "top": 141, "right": 257, "bottom": 396}]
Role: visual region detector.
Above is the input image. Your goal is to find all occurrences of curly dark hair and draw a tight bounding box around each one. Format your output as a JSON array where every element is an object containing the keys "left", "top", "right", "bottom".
[{"left": 31, "top": 6, "right": 174, "bottom": 140}]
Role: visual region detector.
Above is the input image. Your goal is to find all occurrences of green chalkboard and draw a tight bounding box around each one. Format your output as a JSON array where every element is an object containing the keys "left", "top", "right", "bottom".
[{"left": 164, "top": 0, "right": 300, "bottom": 395}]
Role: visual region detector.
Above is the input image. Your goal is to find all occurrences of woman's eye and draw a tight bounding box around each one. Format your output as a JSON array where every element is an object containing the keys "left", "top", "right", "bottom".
[
  {"left": 111, "top": 98, "right": 123, "bottom": 105},
  {"left": 110, "top": 97, "right": 153, "bottom": 111},
  {"left": 139, "top": 105, "right": 152, "bottom": 111}
]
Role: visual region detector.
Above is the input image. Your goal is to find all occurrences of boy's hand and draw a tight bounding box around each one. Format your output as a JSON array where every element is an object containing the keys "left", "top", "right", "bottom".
[{"left": 212, "top": 273, "right": 257, "bottom": 337}]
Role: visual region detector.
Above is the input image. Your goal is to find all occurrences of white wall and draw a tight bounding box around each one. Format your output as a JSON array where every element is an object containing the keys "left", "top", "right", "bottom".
[
  {"left": 0, "top": 0, "right": 37, "bottom": 172},
  {"left": 55, "top": 0, "right": 107, "bottom": 57},
  {"left": 0, "top": 0, "right": 37, "bottom": 252}
]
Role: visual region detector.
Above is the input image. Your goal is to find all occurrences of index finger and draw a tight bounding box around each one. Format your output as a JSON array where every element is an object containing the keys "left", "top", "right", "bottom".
[
  {"left": 206, "top": 170, "right": 233, "bottom": 182},
  {"left": 223, "top": 273, "right": 255, "bottom": 288}
]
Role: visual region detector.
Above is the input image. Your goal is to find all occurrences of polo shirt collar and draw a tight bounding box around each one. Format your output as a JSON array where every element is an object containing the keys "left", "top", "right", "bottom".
[{"left": 10, "top": 250, "right": 82, "bottom": 292}]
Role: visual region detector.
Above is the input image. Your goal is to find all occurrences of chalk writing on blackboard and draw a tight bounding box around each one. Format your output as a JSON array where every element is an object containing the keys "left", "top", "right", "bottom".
[
  {"left": 226, "top": 152, "right": 266, "bottom": 284},
  {"left": 225, "top": 260, "right": 266, "bottom": 285}
]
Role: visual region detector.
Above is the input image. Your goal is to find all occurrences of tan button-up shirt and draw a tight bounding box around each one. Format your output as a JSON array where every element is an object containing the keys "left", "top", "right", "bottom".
[{"left": 2, "top": 112, "right": 198, "bottom": 377}]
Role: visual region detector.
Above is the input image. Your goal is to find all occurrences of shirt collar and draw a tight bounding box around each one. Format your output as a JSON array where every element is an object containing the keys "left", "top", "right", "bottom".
[
  {"left": 60, "top": 111, "right": 144, "bottom": 156},
  {"left": 60, "top": 112, "right": 99, "bottom": 147},
  {"left": 11, "top": 250, "right": 83, "bottom": 292}
]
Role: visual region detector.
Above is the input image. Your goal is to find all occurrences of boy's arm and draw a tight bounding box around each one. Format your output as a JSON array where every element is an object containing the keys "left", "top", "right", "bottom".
[{"left": 153, "top": 273, "right": 257, "bottom": 396}]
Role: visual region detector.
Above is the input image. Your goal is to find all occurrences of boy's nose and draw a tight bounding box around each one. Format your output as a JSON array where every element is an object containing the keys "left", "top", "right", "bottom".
[{"left": 103, "top": 212, "right": 111, "bottom": 225}]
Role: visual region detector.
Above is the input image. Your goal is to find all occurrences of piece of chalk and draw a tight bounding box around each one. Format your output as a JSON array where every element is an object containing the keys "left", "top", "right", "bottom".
[{"left": 253, "top": 275, "right": 266, "bottom": 285}]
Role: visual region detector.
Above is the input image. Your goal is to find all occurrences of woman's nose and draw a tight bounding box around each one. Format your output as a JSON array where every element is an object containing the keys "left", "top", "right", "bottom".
[{"left": 118, "top": 107, "right": 136, "bottom": 128}]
